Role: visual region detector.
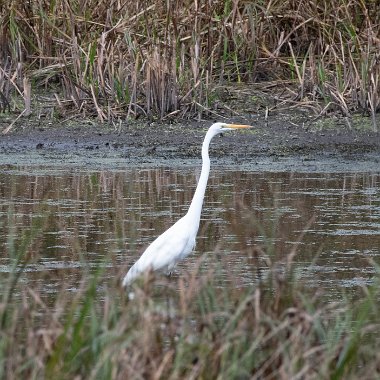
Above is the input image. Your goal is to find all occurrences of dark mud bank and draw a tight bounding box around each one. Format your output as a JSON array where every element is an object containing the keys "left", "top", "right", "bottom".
[{"left": 1, "top": 117, "right": 380, "bottom": 172}]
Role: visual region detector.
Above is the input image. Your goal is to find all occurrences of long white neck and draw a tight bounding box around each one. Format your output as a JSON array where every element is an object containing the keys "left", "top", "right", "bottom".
[{"left": 186, "top": 130, "right": 215, "bottom": 228}]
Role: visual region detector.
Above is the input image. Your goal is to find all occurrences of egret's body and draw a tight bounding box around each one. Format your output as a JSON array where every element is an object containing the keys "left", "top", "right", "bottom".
[{"left": 122, "top": 122, "right": 251, "bottom": 287}]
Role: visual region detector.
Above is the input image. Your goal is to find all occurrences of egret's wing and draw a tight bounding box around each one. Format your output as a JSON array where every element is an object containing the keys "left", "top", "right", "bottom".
[
  {"left": 123, "top": 217, "right": 196, "bottom": 286},
  {"left": 137, "top": 218, "right": 194, "bottom": 270}
]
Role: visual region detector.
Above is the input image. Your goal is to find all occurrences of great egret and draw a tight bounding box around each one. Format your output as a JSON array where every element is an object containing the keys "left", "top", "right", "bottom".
[{"left": 122, "top": 122, "right": 252, "bottom": 287}]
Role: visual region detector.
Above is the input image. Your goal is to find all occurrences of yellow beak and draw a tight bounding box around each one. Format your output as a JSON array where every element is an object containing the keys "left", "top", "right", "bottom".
[{"left": 226, "top": 124, "right": 252, "bottom": 129}]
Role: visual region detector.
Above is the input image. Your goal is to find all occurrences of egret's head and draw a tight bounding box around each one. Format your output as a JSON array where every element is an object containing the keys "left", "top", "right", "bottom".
[{"left": 209, "top": 122, "right": 252, "bottom": 136}]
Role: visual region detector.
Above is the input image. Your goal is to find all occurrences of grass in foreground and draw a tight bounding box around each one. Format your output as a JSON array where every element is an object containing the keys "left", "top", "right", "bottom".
[{"left": 1, "top": 233, "right": 380, "bottom": 379}]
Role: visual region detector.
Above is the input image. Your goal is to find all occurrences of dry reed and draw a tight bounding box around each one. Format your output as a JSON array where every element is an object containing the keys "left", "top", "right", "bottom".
[
  {"left": 0, "top": 1, "right": 379, "bottom": 127},
  {"left": 1, "top": 235, "right": 380, "bottom": 379}
]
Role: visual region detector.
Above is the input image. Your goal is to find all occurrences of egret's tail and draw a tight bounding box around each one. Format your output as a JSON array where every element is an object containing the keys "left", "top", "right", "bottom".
[{"left": 122, "top": 264, "right": 139, "bottom": 287}]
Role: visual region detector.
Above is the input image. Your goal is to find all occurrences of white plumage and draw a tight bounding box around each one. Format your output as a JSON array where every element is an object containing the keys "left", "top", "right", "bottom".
[{"left": 122, "top": 122, "right": 252, "bottom": 287}]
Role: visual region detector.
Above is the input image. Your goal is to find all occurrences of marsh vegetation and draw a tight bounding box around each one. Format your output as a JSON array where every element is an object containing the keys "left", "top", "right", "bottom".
[
  {"left": 1, "top": 1, "right": 380, "bottom": 378},
  {"left": 0, "top": 0, "right": 379, "bottom": 129}
]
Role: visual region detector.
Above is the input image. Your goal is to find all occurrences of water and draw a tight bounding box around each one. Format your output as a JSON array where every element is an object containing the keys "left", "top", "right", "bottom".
[{"left": 0, "top": 164, "right": 379, "bottom": 300}]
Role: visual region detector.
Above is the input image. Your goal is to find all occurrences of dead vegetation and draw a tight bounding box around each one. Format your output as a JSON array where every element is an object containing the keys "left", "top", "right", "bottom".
[
  {"left": 0, "top": 1, "right": 379, "bottom": 129},
  {"left": 1, "top": 204, "right": 380, "bottom": 379}
]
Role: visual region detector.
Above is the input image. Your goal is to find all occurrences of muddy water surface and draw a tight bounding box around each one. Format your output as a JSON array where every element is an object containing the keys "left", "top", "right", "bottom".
[{"left": 1, "top": 164, "right": 379, "bottom": 301}]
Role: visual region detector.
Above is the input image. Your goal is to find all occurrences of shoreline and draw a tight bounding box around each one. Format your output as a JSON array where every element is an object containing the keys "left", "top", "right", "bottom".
[{"left": 0, "top": 115, "right": 379, "bottom": 173}]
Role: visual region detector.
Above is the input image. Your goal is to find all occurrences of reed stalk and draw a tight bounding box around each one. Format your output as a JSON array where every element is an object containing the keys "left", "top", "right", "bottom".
[{"left": 0, "top": 1, "right": 378, "bottom": 127}]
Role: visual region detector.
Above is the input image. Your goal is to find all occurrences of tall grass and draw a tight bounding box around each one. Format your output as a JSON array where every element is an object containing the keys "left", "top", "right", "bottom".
[
  {"left": 0, "top": 1, "right": 379, "bottom": 126},
  {"left": 1, "top": 208, "right": 380, "bottom": 379}
]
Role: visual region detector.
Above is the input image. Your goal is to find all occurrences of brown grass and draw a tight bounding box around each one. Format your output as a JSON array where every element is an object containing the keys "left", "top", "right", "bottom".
[
  {"left": 2, "top": 236, "right": 380, "bottom": 379},
  {"left": 0, "top": 0, "right": 379, "bottom": 128}
]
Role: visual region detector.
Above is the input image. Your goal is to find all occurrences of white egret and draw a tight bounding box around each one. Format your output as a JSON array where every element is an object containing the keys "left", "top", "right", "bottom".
[{"left": 122, "top": 122, "right": 252, "bottom": 287}]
